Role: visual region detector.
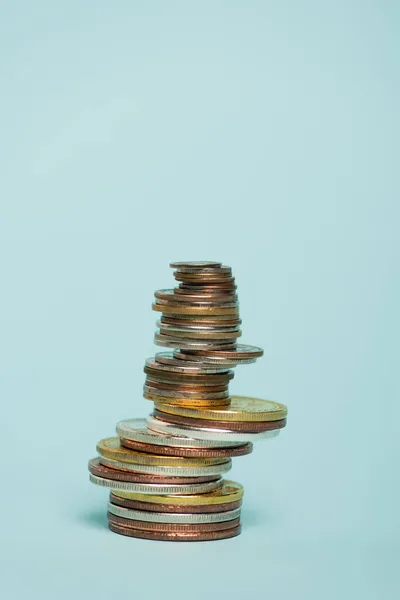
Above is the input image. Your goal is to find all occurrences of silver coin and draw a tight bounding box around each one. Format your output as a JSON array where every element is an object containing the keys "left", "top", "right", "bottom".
[
  {"left": 170, "top": 261, "right": 222, "bottom": 269},
  {"left": 173, "top": 350, "right": 257, "bottom": 366},
  {"left": 174, "top": 266, "right": 232, "bottom": 275},
  {"left": 143, "top": 385, "right": 229, "bottom": 400},
  {"left": 155, "top": 289, "right": 236, "bottom": 304},
  {"left": 98, "top": 455, "right": 232, "bottom": 476},
  {"left": 147, "top": 416, "right": 281, "bottom": 443},
  {"left": 108, "top": 502, "right": 241, "bottom": 524},
  {"left": 116, "top": 418, "right": 244, "bottom": 448},
  {"left": 89, "top": 473, "right": 223, "bottom": 494},
  {"left": 147, "top": 355, "right": 232, "bottom": 375},
  {"left": 157, "top": 321, "right": 241, "bottom": 334},
  {"left": 154, "top": 334, "right": 237, "bottom": 350}
]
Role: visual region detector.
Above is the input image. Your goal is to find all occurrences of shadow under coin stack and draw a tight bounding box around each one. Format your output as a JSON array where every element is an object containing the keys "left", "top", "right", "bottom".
[{"left": 88, "top": 261, "right": 288, "bottom": 541}]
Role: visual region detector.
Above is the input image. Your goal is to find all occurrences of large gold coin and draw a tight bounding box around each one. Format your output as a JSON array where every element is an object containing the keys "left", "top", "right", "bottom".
[
  {"left": 96, "top": 438, "right": 227, "bottom": 466},
  {"left": 153, "top": 396, "right": 288, "bottom": 422},
  {"left": 143, "top": 392, "right": 231, "bottom": 408},
  {"left": 111, "top": 480, "right": 244, "bottom": 506}
]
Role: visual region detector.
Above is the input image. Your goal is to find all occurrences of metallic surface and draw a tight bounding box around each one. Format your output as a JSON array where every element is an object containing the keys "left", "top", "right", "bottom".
[
  {"left": 153, "top": 409, "right": 287, "bottom": 432},
  {"left": 120, "top": 437, "right": 253, "bottom": 458},
  {"left": 108, "top": 521, "right": 241, "bottom": 541},
  {"left": 89, "top": 473, "right": 223, "bottom": 494},
  {"left": 107, "top": 502, "right": 241, "bottom": 523}
]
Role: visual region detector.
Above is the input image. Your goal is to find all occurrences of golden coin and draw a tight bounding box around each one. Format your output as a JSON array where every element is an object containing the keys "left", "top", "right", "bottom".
[
  {"left": 153, "top": 396, "right": 288, "bottom": 422},
  {"left": 111, "top": 480, "right": 244, "bottom": 506},
  {"left": 152, "top": 303, "right": 239, "bottom": 316},
  {"left": 143, "top": 391, "right": 231, "bottom": 407},
  {"left": 96, "top": 437, "right": 227, "bottom": 466}
]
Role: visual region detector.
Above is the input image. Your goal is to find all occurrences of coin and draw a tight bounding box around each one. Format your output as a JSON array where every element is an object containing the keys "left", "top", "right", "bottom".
[
  {"left": 179, "top": 281, "right": 237, "bottom": 290},
  {"left": 182, "top": 344, "right": 264, "bottom": 359},
  {"left": 145, "top": 378, "right": 228, "bottom": 393},
  {"left": 147, "top": 416, "right": 281, "bottom": 443},
  {"left": 115, "top": 419, "right": 245, "bottom": 449},
  {"left": 109, "top": 491, "right": 242, "bottom": 513},
  {"left": 155, "top": 289, "right": 237, "bottom": 305},
  {"left": 96, "top": 437, "right": 230, "bottom": 466},
  {"left": 173, "top": 349, "right": 256, "bottom": 366},
  {"left": 108, "top": 512, "right": 241, "bottom": 532},
  {"left": 160, "top": 316, "right": 241, "bottom": 328},
  {"left": 157, "top": 326, "right": 242, "bottom": 339},
  {"left": 154, "top": 294, "right": 238, "bottom": 308},
  {"left": 174, "top": 288, "right": 237, "bottom": 298},
  {"left": 170, "top": 261, "right": 222, "bottom": 269},
  {"left": 108, "top": 521, "right": 241, "bottom": 541},
  {"left": 174, "top": 266, "right": 232, "bottom": 275},
  {"left": 89, "top": 472, "right": 223, "bottom": 494},
  {"left": 120, "top": 437, "right": 253, "bottom": 458},
  {"left": 153, "top": 409, "right": 287, "bottom": 432},
  {"left": 154, "top": 334, "right": 237, "bottom": 349},
  {"left": 107, "top": 502, "right": 241, "bottom": 524},
  {"left": 174, "top": 273, "right": 236, "bottom": 284},
  {"left": 152, "top": 396, "right": 288, "bottom": 422},
  {"left": 144, "top": 364, "right": 234, "bottom": 384},
  {"left": 111, "top": 480, "right": 244, "bottom": 506},
  {"left": 143, "top": 392, "right": 231, "bottom": 407},
  {"left": 89, "top": 458, "right": 222, "bottom": 484},
  {"left": 152, "top": 303, "right": 240, "bottom": 316},
  {"left": 98, "top": 455, "right": 232, "bottom": 476},
  {"left": 154, "top": 353, "right": 231, "bottom": 373},
  {"left": 143, "top": 385, "right": 230, "bottom": 400}
]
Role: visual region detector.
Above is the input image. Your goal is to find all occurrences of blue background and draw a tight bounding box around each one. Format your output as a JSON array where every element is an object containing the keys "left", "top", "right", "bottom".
[{"left": 0, "top": 1, "right": 399, "bottom": 599}]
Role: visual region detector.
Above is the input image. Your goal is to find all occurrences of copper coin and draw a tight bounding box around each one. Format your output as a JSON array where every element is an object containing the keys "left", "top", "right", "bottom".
[
  {"left": 152, "top": 410, "right": 287, "bottom": 432},
  {"left": 160, "top": 315, "right": 241, "bottom": 328},
  {"left": 144, "top": 364, "right": 234, "bottom": 384},
  {"left": 120, "top": 438, "right": 253, "bottom": 458},
  {"left": 89, "top": 458, "right": 220, "bottom": 484},
  {"left": 108, "top": 512, "right": 240, "bottom": 532},
  {"left": 144, "top": 385, "right": 230, "bottom": 400},
  {"left": 174, "top": 287, "right": 237, "bottom": 297},
  {"left": 174, "top": 273, "right": 235, "bottom": 284},
  {"left": 145, "top": 378, "right": 228, "bottom": 393},
  {"left": 179, "top": 282, "right": 237, "bottom": 290},
  {"left": 170, "top": 261, "right": 222, "bottom": 269},
  {"left": 109, "top": 492, "right": 243, "bottom": 513},
  {"left": 108, "top": 521, "right": 242, "bottom": 541}
]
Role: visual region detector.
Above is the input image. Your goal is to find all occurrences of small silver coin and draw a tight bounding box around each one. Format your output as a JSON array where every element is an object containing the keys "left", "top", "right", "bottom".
[
  {"left": 108, "top": 502, "right": 241, "bottom": 524},
  {"left": 89, "top": 473, "right": 223, "bottom": 494}
]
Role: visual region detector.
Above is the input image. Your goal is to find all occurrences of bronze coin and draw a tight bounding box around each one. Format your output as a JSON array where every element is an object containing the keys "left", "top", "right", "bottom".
[
  {"left": 174, "top": 287, "right": 237, "bottom": 297},
  {"left": 179, "top": 282, "right": 237, "bottom": 291},
  {"left": 108, "top": 512, "right": 240, "bottom": 532},
  {"left": 89, "top": 458, "right": 220, "bottom": 484},
  {"left": 108, "top": 521, "right": 242, "bottom": 541},
  {"left": 155, "top": 289, "right": 238, "bottom": 306},
  {"left": 109, "top": 492, "right": 243, "bottom": 513},
  {"left": 144, "top": 385, "right": 230, "bottom": 400},
  {"left": 160, "top": 315, "right": 241, "bottom": 328},
  {"left": 145, "top": 378, "right": 228, "bottom": 393},
  {"left": 174, "top": 273, "right": 235, "bottom": 284},
  {"left": 170, "top": 261, "right": 222, "bottom": 269},
  {"left": 152, "top": 410, "right": 287, "bottom": 432},
  {"left": 120, "top": 438, "right": 253, "bottom": 458}
]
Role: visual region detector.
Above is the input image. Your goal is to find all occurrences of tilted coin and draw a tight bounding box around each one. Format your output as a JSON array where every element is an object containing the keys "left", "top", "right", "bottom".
[
  {"left": 89, "top": 458, "right": 221, "bottom": 484},
  {"left": 153, "top": 396, "right": 288, "bottom": 422},
  {"left": 174, "top": 287, "right": 237, "bottom": 298},
  {"left": 170, "top": 261, "right": 222, "bottom": 269},
  {"left": 98, "top": 455, "right": 232, "bottom": 476},
  {"left": 147, "top": 416, "right": 281, "bottom": 443},
  {"left": 107, "top": 502, "right": 241, "bottom": 524},
  {"left": 182, "top": 344, "right": 264, "bottom": 359},
  {"left": 157, "top": 325, "right": 242, "bottom": 340},
  {"left": 108, "top": 521, "right": 241, "bottom": 541},
  {"left": 173, "top": 350, "right": 256, "bottom": 366},
  {"left": 143, "top": 391, "right": 231, "bottom": 407},
  {"left": 96, "top": 437, "right": 230, "bottom": 465},
  {"left": 153, "top": 409, "right": 287, "bottom": 432},
  {"left": 120, "top": 437, "right": 253, "bottom": 458},
  {"left": 111, "top": 479, "right": 244, "bottom": 507},
  {"left": 143, "top": 385, "right": 230, "bottom": 400},
  {"left": 144, "top": 364, "right": 234, "bottom": 384},
  {"left": 145, "top": 377, "right": 228, "bottom": 392},
  {"left": 108, "top": 512, "right": 241, "bottom": 532},
  {"left": 160, "top": 316, "right": 241, "bottom": 328},
  {"left": 174, "top": 265, "right": 232, "bottom": 275},
  {"left": 115, "top": 418, "right": 245, "bottom": 449},
  {"left": 89, "top": 472, "right": 223, "bottom": 494},
  {"left": 155, "top": 289, "right": 237, "bottom": 305},
  {"left": 152, "top": 302, "right": 240, "bottom": 316}
]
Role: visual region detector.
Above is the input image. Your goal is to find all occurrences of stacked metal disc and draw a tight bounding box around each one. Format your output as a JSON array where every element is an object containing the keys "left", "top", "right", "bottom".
[{"left": 88, "top": 261, "right": 288, "bottom": 541}]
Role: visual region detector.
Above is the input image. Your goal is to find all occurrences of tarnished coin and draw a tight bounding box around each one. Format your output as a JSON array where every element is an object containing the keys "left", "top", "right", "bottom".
[
  {"left": 170, "top": 261, "right": 222, "bottom": 269},
  {"left": 108, "top": 512, "right": 241, "bottom": 532},
  {"left": 154, "top": 333, "right": 237, "bottom": 349},
  {"left": 89, "top": 472, "right": 223, "bottom": 494},
  {"left": 107, "top": 502, "right": 241, "bottom": 524},
  {"left": 143, "top": 385, "right": 230, "bottom": 400},
  {"left": 89, "top": 458, "right": 222, "bottom": 484},
  {"left": 152, "top": 303, "right": 240, "bottom": 316},
  {"left": 147, "top": 416, "right": 281, "bottom": 443},
  {"left": 153, "top": 396, "right": 288, "bottom": 422},
  {"left": 115, "top": 418, "right": 245, "bottom": 449},
  {"left": 182, "top": 344, "right": 264, "bottom": 360},
  {"left": 98, "top": 455, "right": 232, "bottom": 476},
  {"left": 111, "top": 480, "right": 244, "bottom": 507},
  {"left": 96, "top": 437, "right": 230, "bottom": 466},
  {"left": 153, "top": 409, "right": 287, "bottom": 432},
  {"left": 109, "top": 521, "right": 241, "bottom": 541},
  {"left": 121, "top": 437, "right": 253, "bottom": 458},
  {"left": 173, "top": 349, "right": 256, "bottom": 366}
]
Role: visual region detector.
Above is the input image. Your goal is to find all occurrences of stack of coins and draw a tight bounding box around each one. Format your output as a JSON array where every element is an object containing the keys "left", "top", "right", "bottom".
[{"left": 88, "top": 261, "right": 288, "bottom": 541}]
